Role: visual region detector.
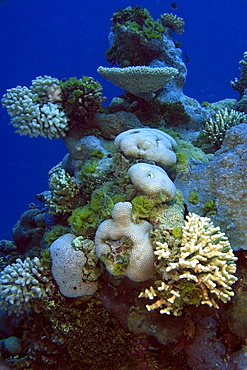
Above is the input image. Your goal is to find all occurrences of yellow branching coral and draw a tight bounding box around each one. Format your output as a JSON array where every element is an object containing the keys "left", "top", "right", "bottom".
[
  {"left": 160, "top": 13, "right": 185, "bottom": 35},
  {"left": 139, "top": 212, "right": 238, "bottom": 316}
]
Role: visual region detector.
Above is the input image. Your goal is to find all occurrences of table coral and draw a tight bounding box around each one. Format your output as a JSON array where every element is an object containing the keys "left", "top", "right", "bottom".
[
  {"left": 97, "top": 65, "right": 178, "bottom": 101},
  {"left": 139, "top": 212, "right": 238, "bottom": 316}
]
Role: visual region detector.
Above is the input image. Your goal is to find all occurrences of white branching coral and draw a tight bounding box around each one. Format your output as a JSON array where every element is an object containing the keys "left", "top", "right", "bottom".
[
  {"left": 203, "top": 108, "right": 247, "bottom": 147},
  {"left": 139, "top": 212, "right": 238, "bottom": 316},
  {"left": 1, "top": 76, "right": 68, "bottom": 139},
  {"left": 0, "top": 257, "right": 53, "bottom": 315}
]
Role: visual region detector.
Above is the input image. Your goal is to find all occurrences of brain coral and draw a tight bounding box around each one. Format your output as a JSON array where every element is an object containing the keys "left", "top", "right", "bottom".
[
  {"left": 95, "top": 202, "right": 154, "bottom": 282},
  {"left": 128, "top": 163, "right": 176, "bottom": 202},
  {"left": 114, "top": 128, "right": 177, "bottom": 169}
]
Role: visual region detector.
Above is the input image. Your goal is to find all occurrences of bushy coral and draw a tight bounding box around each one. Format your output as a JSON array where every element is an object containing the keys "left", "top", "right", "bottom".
[
  {"left": 160, "top": 13, "right": 185, "bottom": 35},
  {"left": 42, "top": 163, "right": 82, "bottom": 215},
  {"left": 59, "top": 76, "right": 106, "bottom": 130},
  {"left": 139, "top": 212, "right": 238, "bottom": 316}
]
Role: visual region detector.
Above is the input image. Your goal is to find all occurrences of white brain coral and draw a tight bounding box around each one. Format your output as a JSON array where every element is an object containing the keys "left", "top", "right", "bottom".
[
  {"left": 114, "top": 128, "right": 177, "bottom": 169},
  {"left": 128, "top": 163, "right": 176, "bottom": 202}
]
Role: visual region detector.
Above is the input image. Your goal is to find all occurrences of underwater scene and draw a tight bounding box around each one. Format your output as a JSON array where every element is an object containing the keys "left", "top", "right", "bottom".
[{"left": 1, "top": 0, "right": 247, "bottom": 369}]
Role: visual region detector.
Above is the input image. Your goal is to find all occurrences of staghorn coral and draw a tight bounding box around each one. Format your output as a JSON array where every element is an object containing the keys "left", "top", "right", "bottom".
[
  {"left": 230, "top": 51, "right": 247, "bottom": 98},
  {"left": 97, "top": 65, "right": 178, "bottom": 101},
  {"left": 160, "top": 13, "right": 185, "bottom": 35},
  {"left": 42, "top": 163, "right": 82, "bottom": 215},
  {"left": 1, "top": 78, "right": 69, "bottom": 139},
  {"left": 203, "top": 108, "right": 247, "bottom": 149},
  {"left": 139, "top": 212, "right": 238, "bottom": 316},
  {"left": 0, "top": 256, "right": 53, "bottom": 315}
]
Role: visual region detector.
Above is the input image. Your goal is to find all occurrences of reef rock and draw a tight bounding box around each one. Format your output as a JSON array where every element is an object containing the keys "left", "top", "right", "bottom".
[{"left": 175, "top": 123, "right": 247, "bottom": 250}]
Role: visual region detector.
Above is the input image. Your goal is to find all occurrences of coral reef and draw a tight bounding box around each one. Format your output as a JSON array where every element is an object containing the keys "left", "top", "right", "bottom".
[
  {"left": 0, "top": 257, "right": 53, "bottom": 315},
  {"left": 98, "top": 65, "right": 178, "bottom": 101},
  {"left": 139, "top": 213, "right": 237, "bottom": 316},
  {"left": 95, "top": 202, "right": 154, "bottom": 282},
  {"left": 105, "top": 6, "right": 166, "bottom": 67},
  {"left": 59, "top": 76, "right": 106, "bottom": 132}
]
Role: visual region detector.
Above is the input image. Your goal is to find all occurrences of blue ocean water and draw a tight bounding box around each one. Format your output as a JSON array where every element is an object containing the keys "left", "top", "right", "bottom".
[{"left": 0, "top": 0, "right": 247, "bottom": 240}]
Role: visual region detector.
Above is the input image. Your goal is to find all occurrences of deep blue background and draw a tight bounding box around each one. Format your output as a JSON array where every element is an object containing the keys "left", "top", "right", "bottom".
[{"left": 0, "top": 0, "right": 247, "bottom": 240}]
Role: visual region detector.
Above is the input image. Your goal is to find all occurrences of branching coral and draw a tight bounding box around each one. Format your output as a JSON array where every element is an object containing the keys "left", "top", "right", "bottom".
[
  {"left": 42, "top": 163, "right": 82, "bottom": 215},
  {"left": 231, "top": 51, "right": 247, "bottom": 97},
  {"left": 1, "top": 76, "right": 68, "bottom": 139},
  {"left": 139, "top": 212, "right": 238, "bottom": 316},
  {"left": 0, "top": 257, "right": 53, "bottom": 315},
  {"left": 160, "top": 13, "right": 185, "bottom": 35},
  {"left": 203, "top": 108, "right": 247, "bottom": 149}
]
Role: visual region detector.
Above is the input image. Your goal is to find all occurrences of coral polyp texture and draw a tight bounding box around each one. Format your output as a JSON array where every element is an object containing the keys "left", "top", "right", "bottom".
[
  {"left": 139, "top": 212, "right": 238, "bottom": 316},
  {"left": 0, "top": 257, "right": 52, "bottom": 315},
  {"left": 128, "top": 163, "right": 176, "bottom": 201},
  {"left": 97, "top": 65, "right": 178, "bottom": 101},
  {"left": 160, "top": 13, "right": 185, "bottom": 35}
]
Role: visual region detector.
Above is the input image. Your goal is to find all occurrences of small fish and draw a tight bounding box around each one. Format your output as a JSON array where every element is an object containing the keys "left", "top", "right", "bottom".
[
  {"left": 170, "top": 2, "right": 178, "bottom": 10},
  {"left": 184, "top": 52, "right": 190, "bottom": 63}
]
